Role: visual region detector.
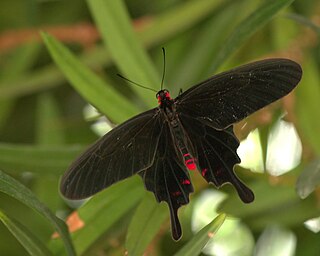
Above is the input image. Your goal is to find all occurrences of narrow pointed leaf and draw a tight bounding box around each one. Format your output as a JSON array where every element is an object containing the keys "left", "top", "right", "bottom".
[
  {"left": 42, "top": 32, "right": 139, "bottom": 123},
  {"left": 50, "top": 177, "right": 145, "bottom": 255},
  {"left": 0, "top": 143, "right": 83, "bottom": 175},
  {"left": 0, "top": 209, "right": 53, "bottom": 256},
  {"left": 87, "top": 0, "right": 159, "bottom": 106},
  {"left": 174, "top": 214, "right": 226, "bottom": 256},
  {"left": 208, "top": 0, "right": 295, "bottom": 73},
  {"left": 0, "top": 170, "right": 75, "bottom": 256},
  {"left": 125, "top": 194, "right": 168, "bottom": 256}
]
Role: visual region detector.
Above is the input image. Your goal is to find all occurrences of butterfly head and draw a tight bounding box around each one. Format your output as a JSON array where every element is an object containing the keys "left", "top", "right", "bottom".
[{"left": 156, "top": 89, "right": 171, "bottom": 105}]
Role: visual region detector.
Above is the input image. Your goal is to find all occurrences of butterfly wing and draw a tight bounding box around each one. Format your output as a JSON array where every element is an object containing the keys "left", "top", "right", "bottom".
[
  {"left": 139, "top": 120, "right": 194, "bottom": 241},
  {"left": 60, "top": 108, "right": 163, "bottom": 199},
  {"left": 180, "top": 113, "right": 254, "bottom": 203},
  {"left": 176, "top": 59, "right": 302, "bottom": 129}
]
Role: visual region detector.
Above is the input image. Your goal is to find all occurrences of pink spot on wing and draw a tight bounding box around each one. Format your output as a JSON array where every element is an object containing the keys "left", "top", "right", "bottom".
[
  {"left": 172, "top": 191, "right": 182, "bottom": 196},
  {"left": 216, "top": 168, "right": 223, "bottom": 176},
  {"left": 181, "top": 179, "right": 191, "bottom": 185},
  {"left": 202, "top": 168, "right": 208, "bottom": 177}
]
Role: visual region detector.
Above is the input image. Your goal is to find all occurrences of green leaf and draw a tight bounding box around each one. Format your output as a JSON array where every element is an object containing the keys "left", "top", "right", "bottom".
[
  {"left": 138, "top": 0, "right": 225, "bottom": 48},
  {"left": 51, "top": 176, "right": 145, "bottom": 255},
  {"left": 0, "top": 170, "right": 75, "bottom": 256},
  {"left": 0, "top": 43, "right": 40, "bottom": 128},
  {"left": 174, "top": 214, "right": 226, "bottom": 256},
  {"left": 125, "top": 194, "right": 168, "bottom": 256},
  {"left": 0, "top": 209, "right": 53, "bottom": 256},
  {"left": 286, "top": 13, "right": 320, "bottom": 33},
  {"left": 296, "top": 159, "right": 320, "bottom": 199},
  {"left": 0, "top": 0, "right": 223, "bottom": 100},
  {"left": 36, "top": 93, "right": 65, "bottom": 145},
  {"left": 87, "top": 0, "right": 159, "bottom": 106},
  {"left": 171, "top": 1, "right": 242, "bottom": 92},
  {"left": 41, "top": 32, "right": 139, "bottom": 123},
  {"left": 296, "top": 57, "right": 320, "bottom": 154},
  {"left": 219, "top": 180, "right": 320, "bottom": 230},
  {"left": 208, "top": 0, "right": 295, "bottom": 74},
  {"left": 0, "top": 143, "right": 83, "bottom": 175}
]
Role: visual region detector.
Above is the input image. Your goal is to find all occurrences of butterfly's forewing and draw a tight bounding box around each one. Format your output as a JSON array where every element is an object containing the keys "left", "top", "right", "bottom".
[
  {"left": 176, "top": 59, "right": 302, "bottom": 130},
  {"left": 61, "top": 108, "right": 163, "bottom": 199},
  {"left": 139, "top": 121, "right": 194, "bottom": 240},
  {"left": 180, "top": 113, "right": 254, "bottom": 203}
]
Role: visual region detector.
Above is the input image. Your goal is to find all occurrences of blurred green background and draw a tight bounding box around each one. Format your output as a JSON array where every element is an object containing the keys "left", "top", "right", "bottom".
[{"left": 0, "top": 0, "right": 320, "bottom": 255}]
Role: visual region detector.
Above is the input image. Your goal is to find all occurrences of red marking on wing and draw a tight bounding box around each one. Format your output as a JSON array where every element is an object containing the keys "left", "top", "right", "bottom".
[
  {"left": 172, "top": 191, "right": 182, "bottom": 196},
  {"left": 181, "top": 179, "right": 191, "bottom": 185},
  {"left": 202, "top": 168, "right": 208, "bottom": 177},
  {"left": 216, "top": 167, "right": 223, "bottom": 176}
]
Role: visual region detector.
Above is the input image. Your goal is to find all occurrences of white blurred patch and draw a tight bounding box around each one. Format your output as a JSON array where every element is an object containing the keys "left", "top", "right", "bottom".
[
  {"left": 237, "top": 129, "right": 264, "bottom": 173},
  {"left": 304, "top": 217, "right": 320, "bottom": 233},
  {"left": 192, "top": 190, "right": 254, "bottom": 256},
  {"left": 83, "top": 104, "right": 113, "bottom": 136},
  {"left": 254, "top": 225, "right": 296, "bottom": 256},
  {"left": 237, "top": 120, "right": 302, "bottom": 176},
  {"left": 266, "top": 120, "right": 302, "bottom": 176}
]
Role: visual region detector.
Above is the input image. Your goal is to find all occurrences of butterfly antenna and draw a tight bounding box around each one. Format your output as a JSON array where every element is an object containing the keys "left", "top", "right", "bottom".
[
  {"left": 161, "top": 47, "right": 166, "bottom": 90},
  {"left": 117, "top": 74, "right": 157, "bottom": 93}
]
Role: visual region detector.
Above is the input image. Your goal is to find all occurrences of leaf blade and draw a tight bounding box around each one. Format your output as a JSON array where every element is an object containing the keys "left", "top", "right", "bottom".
[
  {"left": 0, "top": 209, "right": 53, "bottom": 256},
  {"left": 174, "top": 214, "right": 226, "bottom": 256},
  {"left": 41, "top": 32, "right": 139, "bottom": 123},
  {"left": 0, "top": 170, "right": 75, "bottom": 256}
]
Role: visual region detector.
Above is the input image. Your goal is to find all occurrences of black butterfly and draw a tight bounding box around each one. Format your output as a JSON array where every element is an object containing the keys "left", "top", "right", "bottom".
[{"left": 60, "top": 58, "right": 302, "bottom": 240}]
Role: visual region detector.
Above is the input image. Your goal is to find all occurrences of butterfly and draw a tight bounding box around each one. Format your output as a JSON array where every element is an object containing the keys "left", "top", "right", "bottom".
[{"left": 60, "top": 58, "right": 302, "bottom": 240}]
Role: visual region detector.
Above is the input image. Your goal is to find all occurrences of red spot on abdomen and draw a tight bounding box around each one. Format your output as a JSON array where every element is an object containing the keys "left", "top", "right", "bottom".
[
  {"left": 183, "top": 153, "right": 196, "bottom": 170},
  {"left": 185, "top": 159, "right": 196, "bottom": 170}
]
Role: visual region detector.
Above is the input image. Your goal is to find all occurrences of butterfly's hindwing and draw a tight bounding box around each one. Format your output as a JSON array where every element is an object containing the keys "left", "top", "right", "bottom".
[
  {"left": 176, "top": 59, "right": 302, "bottom": 129},
  {"left": 61, "top": 108, "right": 163, "bottom": 199},
  {"left": 180, "top": 113, "right": 254, "bottom": 203},
  {"left": 139, "top": 121, "right": 194, "bottom": 240}
]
